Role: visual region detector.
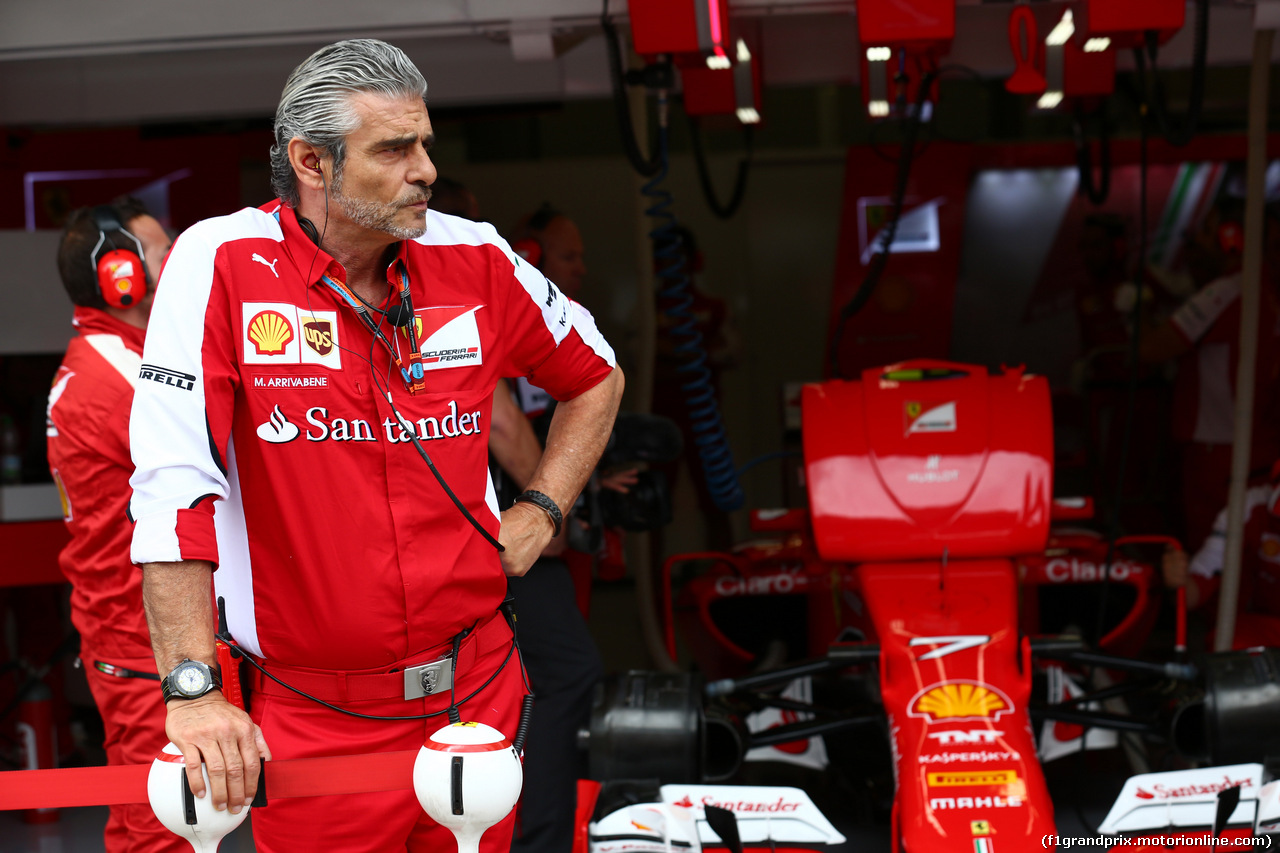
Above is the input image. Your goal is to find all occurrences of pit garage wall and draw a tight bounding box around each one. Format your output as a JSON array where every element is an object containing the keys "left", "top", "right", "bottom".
[{"left": 830, "top": 135, "right": 1280, "bottom": 393}]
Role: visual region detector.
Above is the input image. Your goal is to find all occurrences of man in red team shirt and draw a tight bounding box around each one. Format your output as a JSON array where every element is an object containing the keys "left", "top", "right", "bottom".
[
  {"left": 127, "top": 40, "right": 622, "bottom": 852},
  {"left": 47, "top": 197, "right": 178, "bottom": 852},
  {"left": 1141, "top": 204, "right": 1280, "bottom": 547},
  {"left": 1162, "top": 466, "right": 1280, "bottom": 649}
]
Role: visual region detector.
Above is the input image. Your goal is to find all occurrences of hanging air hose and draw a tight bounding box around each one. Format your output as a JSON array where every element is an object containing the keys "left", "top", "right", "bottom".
[
  {"left": 827, "top": 68, "right": 939, "bottom": 379},
  {"left": 602, "top": 1, "right": 662, "bottom": 178},
  {"left": 645, "top": 125, "right": 745, "bottom": 512},
  {"left": 688, "top": 113, "right": 754, "bottom": 220},
  {"left": 1073, "top": 103, "right": 1112, "bottom": 206},
  {"left": 1133, "top": 0, "right": 1209, "bottom": 148},
  {"left": 603, "top": 1, "right": 745, "bottom": 513}
]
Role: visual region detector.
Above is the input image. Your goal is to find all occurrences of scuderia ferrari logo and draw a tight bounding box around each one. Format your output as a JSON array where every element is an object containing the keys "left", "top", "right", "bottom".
[{"left": 399, "top": 305, "right": 484, "bottom": 371}]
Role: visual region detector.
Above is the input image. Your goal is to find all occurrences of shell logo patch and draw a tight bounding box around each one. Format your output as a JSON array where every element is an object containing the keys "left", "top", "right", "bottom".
[
  {"left": 248, "top": 311, "right": 294, "bottom": 355},
  {"left": 909, "top": 681, "right": 1013, "bottom": 723},
  {"left": 242, "top": 303, "right": 341, "bottom": 369}
]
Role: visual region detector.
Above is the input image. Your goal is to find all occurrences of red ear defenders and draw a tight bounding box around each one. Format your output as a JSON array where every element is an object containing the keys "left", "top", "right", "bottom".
[
  {"left": 511, "top": 203, "right": 561, "bottom": 271},
  {"left": 90, "top": 205, "right": 148, "bottom": 309},
  {"left": 1218, "top": 220, "right": 1245, "bottom": 255}
]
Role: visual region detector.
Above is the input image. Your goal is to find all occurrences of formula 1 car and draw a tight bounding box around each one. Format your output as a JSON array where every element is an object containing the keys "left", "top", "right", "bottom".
[{"left": 576, "top": 360, "right": 1280, "bottom": 852}]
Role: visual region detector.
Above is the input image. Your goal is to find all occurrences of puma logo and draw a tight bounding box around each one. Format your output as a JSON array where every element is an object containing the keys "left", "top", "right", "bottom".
[{"left": 252, "top": 254, "right": 280, "bottom": 278}]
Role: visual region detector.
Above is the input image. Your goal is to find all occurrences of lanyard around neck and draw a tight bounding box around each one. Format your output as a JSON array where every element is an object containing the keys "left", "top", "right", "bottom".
[{"left": 319, "top": 262, "right": 425, "bottom": 395}]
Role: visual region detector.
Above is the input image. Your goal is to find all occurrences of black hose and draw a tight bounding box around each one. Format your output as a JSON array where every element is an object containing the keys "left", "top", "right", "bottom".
[
  {"left": 602, "top": 0, "right": 662, "bottom": 178},
  {"left": 1073, "top": 103, "right": 1112, "bottom": 206},
  {"left": 1133, "top": 0, "right": 1209, "bottom": 148},
  {"left": 827, "top": 70, "right": 939, "bottom": 379},
  {"left": 688, "top": 113, "right": 753, "bottom": 219}
]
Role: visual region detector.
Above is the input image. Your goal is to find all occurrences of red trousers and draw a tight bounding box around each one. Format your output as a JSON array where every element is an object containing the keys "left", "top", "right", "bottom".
[
  {"left": 1211, "top": 612, "right": 1280, "bottom": 650},
  {"left": 246, "top": 613, "right": 524, "bottom": 852},
  {"left": 82, "top": 646, "right": 189, "bottom": 853}
]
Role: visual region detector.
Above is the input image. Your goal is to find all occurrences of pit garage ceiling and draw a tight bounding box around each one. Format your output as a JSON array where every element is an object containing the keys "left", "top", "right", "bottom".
[{"left": 0, "top": 0, "right": 1268, "bottom": 126}]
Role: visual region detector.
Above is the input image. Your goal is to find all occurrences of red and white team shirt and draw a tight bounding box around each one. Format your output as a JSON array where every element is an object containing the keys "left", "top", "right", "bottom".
[
  {"left": 1169, "top": 273, "right": 1280, "bottom": 453},
  {"left": 47, "top": 308, "right": 152, "bottom": 658},
  {"left": 1188, "top": 481, "right": 1280, "bottom": 617},
  {"left": 128, "top": 202, "right": 615, "bottom": 670}
]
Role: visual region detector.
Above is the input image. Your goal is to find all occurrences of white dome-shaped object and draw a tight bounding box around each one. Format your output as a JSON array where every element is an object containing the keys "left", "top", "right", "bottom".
[
  {"left": 147, "top": 743, "right": 250, "bottom": 852},
  {"left": 413, "top": 721, "right": 523, "bottom": 853}
]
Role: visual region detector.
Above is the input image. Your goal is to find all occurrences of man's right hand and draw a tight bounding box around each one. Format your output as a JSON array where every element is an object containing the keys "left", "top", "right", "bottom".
[
  {"left": 1162, "top": 546, "right": 1190, "bottom": 590},
  {"left": 166, "top": 693, "right": 271, "bottom": 814}
]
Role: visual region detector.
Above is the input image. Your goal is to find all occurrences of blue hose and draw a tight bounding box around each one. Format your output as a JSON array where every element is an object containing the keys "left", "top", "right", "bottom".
[{"left": 644, "top": 124, "right": 745, "bottom": 513}]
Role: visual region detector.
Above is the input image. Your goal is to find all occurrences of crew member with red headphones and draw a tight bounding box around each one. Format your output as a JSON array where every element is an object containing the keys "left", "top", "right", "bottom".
[
  {"left": 47, "top": 198, "right": 177, "bottom": 852},
  {"left": 1140, "top": 202, "right": 1280, "bottom": 547},
  {"left": 502, "top": 205, "right": 613, "bottom": 853}
]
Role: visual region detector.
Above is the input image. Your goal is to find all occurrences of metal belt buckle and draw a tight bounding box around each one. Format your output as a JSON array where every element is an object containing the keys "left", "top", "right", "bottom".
[{"left": 403, "top": 656, "right": 453, "bottom": 700}]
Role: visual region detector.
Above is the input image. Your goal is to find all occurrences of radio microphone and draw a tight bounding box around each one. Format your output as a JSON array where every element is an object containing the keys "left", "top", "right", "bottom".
[{"left": 385, "top": 304, "right": 414, "bottom": 328}]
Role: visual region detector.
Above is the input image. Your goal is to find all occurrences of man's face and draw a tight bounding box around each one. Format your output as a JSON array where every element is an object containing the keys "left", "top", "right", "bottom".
[
  {"left": 329, "top": 91, "right": 437, "bottom": 241},
  {"left": 538, "top": 216, "right": 586, "bottom": 299},
  {"left": 126, "top": 214, "right": 172, "bottom": 319}
]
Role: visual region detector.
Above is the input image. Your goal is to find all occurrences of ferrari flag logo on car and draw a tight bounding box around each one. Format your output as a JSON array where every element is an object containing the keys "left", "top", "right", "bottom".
[{"left": 905, "top": 400, "right": 957, "bottom": 435}]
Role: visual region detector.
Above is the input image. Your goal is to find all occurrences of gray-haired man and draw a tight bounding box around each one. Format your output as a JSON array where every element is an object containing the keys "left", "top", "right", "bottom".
[{"left": 128, "top": 39, "right": 622, "bottom": 852}]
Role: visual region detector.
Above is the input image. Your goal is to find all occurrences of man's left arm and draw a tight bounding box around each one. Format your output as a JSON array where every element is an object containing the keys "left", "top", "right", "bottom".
[{"left": 498, "top": 367, "right": 623, "bottom": 576}]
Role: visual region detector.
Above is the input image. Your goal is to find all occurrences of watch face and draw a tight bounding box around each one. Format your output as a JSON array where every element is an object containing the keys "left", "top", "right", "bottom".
[{"left": 175, "top": 663, "right": 208, "bottom": 696}]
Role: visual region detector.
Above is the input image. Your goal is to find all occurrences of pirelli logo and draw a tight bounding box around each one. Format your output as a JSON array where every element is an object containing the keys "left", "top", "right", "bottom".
[
  {"left": 139, "top": 364, "right": 196, "bottom": 392},
  {"left": 927, "top": 770, "right": 1018, "bottom": 788}
]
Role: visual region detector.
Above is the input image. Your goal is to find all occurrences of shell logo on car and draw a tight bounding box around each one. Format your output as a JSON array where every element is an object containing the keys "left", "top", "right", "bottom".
[{"left": 908, "top": 681, "right": 1013, "bottom": 723}]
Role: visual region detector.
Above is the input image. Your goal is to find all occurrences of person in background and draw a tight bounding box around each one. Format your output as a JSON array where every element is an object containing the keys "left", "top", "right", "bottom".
[
  {"left": 47, "top": 197, "right": 180, "bottom": 852},
  {"left": 1140, "top": 202, "right": 1280, "bottom": 547},
  {"left": 1162, "top": 462, "right": 1280, "bottom": 649},
  {"left": 430, "top": 175, "right": 480, "bottom": 222},
  {"left": 497, "top": 204, "right": 619, "bottom": 853}
]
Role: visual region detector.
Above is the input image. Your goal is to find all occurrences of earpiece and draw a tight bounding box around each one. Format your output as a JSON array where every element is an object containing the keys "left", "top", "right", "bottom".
[{"left": 90, "top": 205, "right": 148, "bottom": 309}]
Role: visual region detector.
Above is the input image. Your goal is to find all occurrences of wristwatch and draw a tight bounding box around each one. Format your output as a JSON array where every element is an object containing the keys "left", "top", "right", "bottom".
[{"left": 160, "top": 659, "right": 222, "bottom": 703}]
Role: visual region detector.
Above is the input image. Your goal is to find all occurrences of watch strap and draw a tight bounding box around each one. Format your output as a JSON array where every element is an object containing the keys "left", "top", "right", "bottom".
[
  {"left": 161, "top": 659, "right": 222, "bottom": 703},
  {"left": 513, "top": 489, "right": 563, "bottom": 537}
]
